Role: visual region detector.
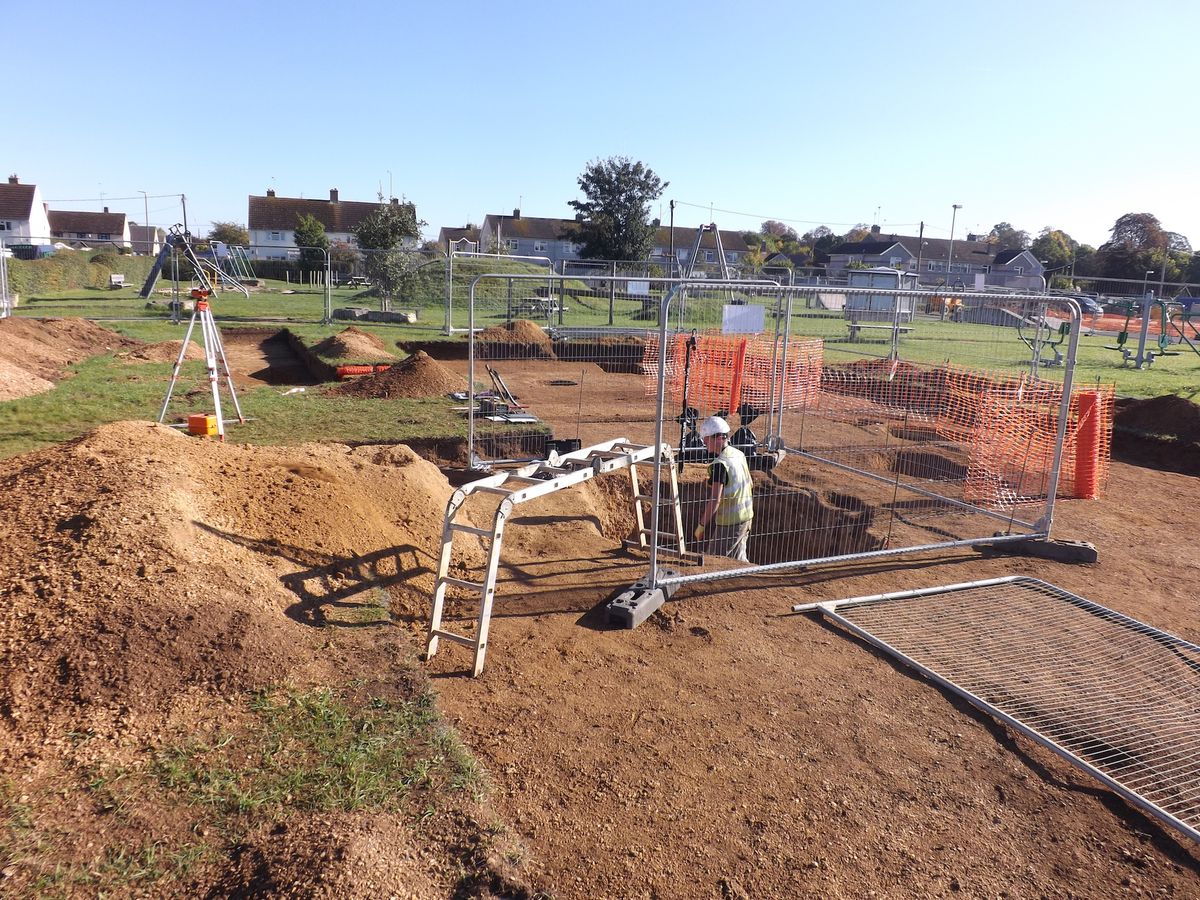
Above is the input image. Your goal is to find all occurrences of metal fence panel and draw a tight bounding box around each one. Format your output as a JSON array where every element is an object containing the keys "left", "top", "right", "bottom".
[{"left": 799, "top": 576, "right": 1200, "bottom": 844}]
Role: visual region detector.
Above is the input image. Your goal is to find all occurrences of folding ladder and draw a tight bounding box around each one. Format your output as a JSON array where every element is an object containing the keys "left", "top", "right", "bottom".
[{"left": 426, "top": 438, "right": 686, "bottom": 676}]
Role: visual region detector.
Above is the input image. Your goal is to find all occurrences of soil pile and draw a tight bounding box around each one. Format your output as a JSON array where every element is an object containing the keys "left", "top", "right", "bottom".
[
  {"left": 1115, "top": 394, "right": 1200, "bottom": 443},
  {"left": 0, "top": 316, "right": 141, "bottom": 400},
  {"left": 311, "top": 325, "right": 396, "bottom": 361},
  {"left": 118, "top": 339, "right": 205, "bottom": 363},
  {"left": 331, "top": 350, "right": 466, "bottom": 399},
  {"left": 0, "top": 422, "right": 531, "bottom": 895},
  {"left": 477, "top": 319, "right": 557, "bottom": 359},
  {"left": 0, "top": 357, "right": 54, "bottom": 401}
]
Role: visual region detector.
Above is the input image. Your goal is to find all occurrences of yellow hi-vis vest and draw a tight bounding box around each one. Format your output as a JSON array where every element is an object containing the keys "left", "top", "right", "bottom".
[{"left": 714, "top": 445, "right": 754, "bottom": 526}]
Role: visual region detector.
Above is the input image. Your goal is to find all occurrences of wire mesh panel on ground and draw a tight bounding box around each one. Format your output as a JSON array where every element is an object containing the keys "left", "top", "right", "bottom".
[
  {"left": 646, "top": 288, "right": 1112, "bottom": 588},
  {"left": 800, "top": 576, "right": 1200, "bottom": 844}
]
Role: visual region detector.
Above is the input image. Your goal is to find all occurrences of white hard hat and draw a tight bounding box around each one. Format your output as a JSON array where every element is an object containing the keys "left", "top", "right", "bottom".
[{"left": 698, "top": 416, "right": 730, "bottom": 439}]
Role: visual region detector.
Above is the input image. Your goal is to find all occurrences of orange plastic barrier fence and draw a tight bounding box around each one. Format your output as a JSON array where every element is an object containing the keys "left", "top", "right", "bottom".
[{"left": 642, "top": 331, "right": 823, "bottom": 412}]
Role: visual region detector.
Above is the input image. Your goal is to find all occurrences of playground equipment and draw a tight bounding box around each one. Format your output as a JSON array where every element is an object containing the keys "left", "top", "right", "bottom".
[
  {"left": 140, "top": 226, "right": 251, "bottom": 300},
  {"left": 1105, "top": 296, "right": 1180, "bottom": 367},
  {"left": 1018, "top": 311, "right": 1071, "bottom": 370}
]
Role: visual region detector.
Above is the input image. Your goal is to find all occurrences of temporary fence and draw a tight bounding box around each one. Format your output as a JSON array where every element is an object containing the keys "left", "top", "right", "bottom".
[
  {"left": 793, "top": 576, "right": 1200, "bottom": 844},
  {"left": 637, "top": 286, "right": 1113, "bottom": 591}
]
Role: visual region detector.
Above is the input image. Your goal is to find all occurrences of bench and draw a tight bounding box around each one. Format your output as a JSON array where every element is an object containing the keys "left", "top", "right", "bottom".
[
  {"left": 847, "top": 322, "right": 913, "bottom": 342},
  {"left": 346, "top": 276, "right": 372, "bottom": 288},
  {"left": 512, "top": 298, "right": 568, "bottom": 316}
]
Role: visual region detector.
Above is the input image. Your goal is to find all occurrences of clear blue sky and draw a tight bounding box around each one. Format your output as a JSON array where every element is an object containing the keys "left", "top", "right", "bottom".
[{"left": 8, "top": 0, "right": 1198, "bottom": 249}]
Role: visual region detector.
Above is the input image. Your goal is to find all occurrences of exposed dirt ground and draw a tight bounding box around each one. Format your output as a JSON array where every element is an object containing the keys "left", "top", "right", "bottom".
[
  {"left": 2, "top": 327, "right": 1199, "bottom": 897},
  {"left": 0, "top": 317, "right": 140, "bottom": 400}
]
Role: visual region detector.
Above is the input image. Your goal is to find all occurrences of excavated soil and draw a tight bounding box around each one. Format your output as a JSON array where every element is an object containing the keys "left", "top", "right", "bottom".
[
  {"left": 476, "top": 320, "right": 557, "bottom": 360},
  {"left": 312, "top": 325, "right": 397, "bottom": 361},
  {"left": 0, "top": 316, "right": 141, "bottom": 399},
  {"left": 1113, "top": 394, "right": 1200, "bottom": 476},
  {"left": 330, "top": 351, "right": 466, "bottom": 399}
]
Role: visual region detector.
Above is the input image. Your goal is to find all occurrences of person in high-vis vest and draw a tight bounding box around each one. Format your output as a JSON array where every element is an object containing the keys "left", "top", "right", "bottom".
[{"left": 692, "top": 416, "right": 753, "bottom": 562}]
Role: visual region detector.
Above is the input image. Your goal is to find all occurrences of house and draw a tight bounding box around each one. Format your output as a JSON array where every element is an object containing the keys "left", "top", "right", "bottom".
[
  {"left": 476, "top": 211, "right": 751, "bottom": 270},
  {"left": 47, "top": 208, "right": 131, "bottom": 250},
  {"left": 129, "top": 223, "right": 165, "bottom": 256},
  {"left": 826, "top": 225, "right": 1045, "bottom": 291},
  {"left": 477, "top": 211, "right": 584, "bottom": 263},
  {"left": 437, "top": 224, "right": 480, "bottom": 254},
  {"left": 247, "top": 188, "right": 416, "bottom": 260},
  {"left": 0, "top": 175, "right": 52, "bottom": 246}
]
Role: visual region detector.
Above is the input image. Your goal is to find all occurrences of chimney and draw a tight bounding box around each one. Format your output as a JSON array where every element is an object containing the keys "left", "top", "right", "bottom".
[
  {"left": 390, "top": 197, "right": 399, "bottom": 206},
  {"left": 103, "top": 206, "right": 109, "bottom": 214},
  {"left": 7, "top": 175, "right": 17, "bottom": 185},
  {"left": 870, "top": 224, "right": 880, "bottom": 235},
  {"left": 266, "top": 188, "right": 276, "bottom": 198},
  {"left": 512, "top": 208, "right": 521, "bottom": 219},
  {"left": 329, "top": 188, "right": 339, "bottom": 203},
  {"left": 651, "top": 217, "right": 661, "bottom": 227}
]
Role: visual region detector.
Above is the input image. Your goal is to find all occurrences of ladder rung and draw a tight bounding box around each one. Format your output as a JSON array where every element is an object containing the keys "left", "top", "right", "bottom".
[
  {"left": 449, "top": 523, "right": 492, "bottom": 537},
  {"left": 441, "top": 576, "right": 486, "bottom": 592},
  {"left": 431, "top": 629, "right": 477, "bottom": 648},
  {"left": 637, "top": 528, "right": 682, "bottom": 541},
  {"left": 474, "top": 485, "right": 514, "bottom": 496},
  {"left": 506, "top": 475, "right": 547, "bottom": 484}
]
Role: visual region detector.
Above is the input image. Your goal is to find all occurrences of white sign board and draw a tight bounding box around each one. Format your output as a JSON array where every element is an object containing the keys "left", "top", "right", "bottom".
[
  {"left": 627, "top": 280, "right": 650, "bottom": 296},
  {"left": 722, "top": 303, "right": 765, "bottom": 334}
]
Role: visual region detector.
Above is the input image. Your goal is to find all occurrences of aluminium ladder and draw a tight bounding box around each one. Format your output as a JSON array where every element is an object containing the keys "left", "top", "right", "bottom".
[{"left": 426, "top": 438, "right": 687, "bottom": 676}]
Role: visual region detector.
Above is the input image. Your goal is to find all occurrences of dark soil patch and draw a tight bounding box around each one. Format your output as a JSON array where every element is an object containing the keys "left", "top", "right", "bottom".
[
  {"left": 1115, "top": 394, "right": 1200, "bottom": 443},
  {"left": 330, "top": 351, "right": 466, "bottom": 399},
  {"left": 890, "top": 449, "right": 969, "bottom": 481}
]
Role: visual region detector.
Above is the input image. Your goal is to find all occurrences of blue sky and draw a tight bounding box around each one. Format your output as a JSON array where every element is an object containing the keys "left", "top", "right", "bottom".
[{"left": 8, "top": 0, "right": 1198, "bottom": 249}]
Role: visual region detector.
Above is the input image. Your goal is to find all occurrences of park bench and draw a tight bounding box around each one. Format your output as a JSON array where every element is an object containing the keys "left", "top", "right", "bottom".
[{"left": 847, "top": 321, "right": 913, "bottom": 342}]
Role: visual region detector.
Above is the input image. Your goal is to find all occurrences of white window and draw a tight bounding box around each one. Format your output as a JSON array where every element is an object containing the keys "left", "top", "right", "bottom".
[
  {"left": 927, "top": 261, "right": 937, "bottom": 271},
  {"left": 0, "top": 221, "right": 11, "bottom": 231},
  {"left": 270, "top": 231, "right": 282, "bottom": 241},
  {"left": 505, "top": 238, "right": 519, "bottom": 251},
  {"left": 99, "top": 233, "right": 111, "bottom": 240},
  {"left": 533, "top": 240, "right": 547, "bottom": 252},
  {"left": 889, "top": 256, "right": 903, "bottom": 266},
  {"left": 704, "top": 250, "right": 715, "bottom": 262},
  {"left": 726, "top": 252, "right": 736, "bottom": 263},
  {"left": 1014, "top": 266, "right": 1024, "bottom": 275}
]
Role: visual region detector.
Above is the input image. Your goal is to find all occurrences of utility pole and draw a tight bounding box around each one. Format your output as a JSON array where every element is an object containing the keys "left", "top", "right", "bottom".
[
  {"left": 138, "top": 190, "right": 149, "bottom": 254},
  {"left": 946, "top": 204, "right": 962, "bottom": 287},
  {"left": 914, "top": 221, "right": 925, "bottom": 284}
]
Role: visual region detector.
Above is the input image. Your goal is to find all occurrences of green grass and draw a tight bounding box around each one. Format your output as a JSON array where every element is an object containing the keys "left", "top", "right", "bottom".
[
  {"left": 2, "top": 683, "right": 485, "bottom": 895},
  {"left": 0, "top": 352, "right": 469, "bottom": 459}
]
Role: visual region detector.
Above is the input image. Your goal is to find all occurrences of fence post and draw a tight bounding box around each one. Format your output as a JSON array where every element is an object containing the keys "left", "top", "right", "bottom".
[{"left": 609, "top": 260, "right": 616, "bottom": 326}]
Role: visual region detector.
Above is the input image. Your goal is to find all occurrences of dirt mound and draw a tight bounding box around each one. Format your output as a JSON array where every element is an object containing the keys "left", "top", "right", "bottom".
[
  {"left": 477, "top": 319, "right": 557, "bottom": 359},
  {"left": 0, "top": 316, "right": 140, "bottom": 378},
  {"left": 1115, "top": 394, "right": 1200, "bottom": 443},
  {"left": 331, "top": 350, "right": 466, "bottom": 399},
  {"left": 311, "top": 326, "right": 396, "bottom": 361},
  {"left": 0, "top": 356, "right": 55, "bottom": 401},
  {"left": 118, "top": 339, "right": 205, "bottom": 363}
]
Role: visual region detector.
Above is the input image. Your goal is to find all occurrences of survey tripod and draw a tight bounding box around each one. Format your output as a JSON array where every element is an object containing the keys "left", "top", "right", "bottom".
[{"left": 156, "top": 227, "right": 245, "bottom": 440}]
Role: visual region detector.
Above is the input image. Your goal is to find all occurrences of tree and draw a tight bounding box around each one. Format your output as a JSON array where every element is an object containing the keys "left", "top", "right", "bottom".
[
  {"left": 293, "top": 213, "right": 329, "bottom": 273},
  {"left": 1096, "top": 213, "right": 1192, "bottom": 282},
  {"left": 987, "top": 222, "right": 1030, "bottom": 249},
  {"left": 1030, "top": 228, "right": 1076, "bottom": 270},
  {"left": 761, "top": 220, "right": 799, "bottom": 242},
  {"left": 329, "top": 240, "right": 359, "bottom": 274},
  {"left": 209, "top": 221, "right": 249, "bottom": 246},
  {"left": 842, "top": 224, "right": 872, "bottom": 243},
  {"left": 567, "top": 156, "right": 667, "bottom": 260},
  {"left": 353, "top": 198, "right": 424, "bottom": 309}
]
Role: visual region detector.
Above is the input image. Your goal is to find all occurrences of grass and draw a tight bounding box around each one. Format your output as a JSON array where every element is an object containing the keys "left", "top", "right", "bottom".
[
  {"left": 2, "top": 683, "right": 485, "bottom": 895},
  {"left": 0, "top": 352, "right": 469, "bottom": 459}
]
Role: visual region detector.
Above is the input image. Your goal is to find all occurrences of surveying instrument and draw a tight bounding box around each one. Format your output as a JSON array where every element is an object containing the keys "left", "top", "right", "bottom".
[{"left": 156, "top": 225, "right": 245, "bottom": 440}]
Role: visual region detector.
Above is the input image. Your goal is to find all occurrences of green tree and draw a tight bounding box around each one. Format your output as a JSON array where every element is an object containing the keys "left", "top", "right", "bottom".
[
  {"left": 1096, "top": 213, "right": 1192, "bottom": 282},
  {"left": 1031, "top": 228, "right": 1076, "bottom": 270},
  {"left": 294, "top": 213, "right": 329, "bottom": 273},
  {"left": 353, "top": 198, "right": 424, "bottom": 308},
  {"left": 987, "top": 222, "right": 1030, "bottom": 249},
  {"left": 329, "top": 239, "right": 359, "bottom": 274},
  {"left": 208, "top": 221, "right": 249, "bottom": 246},
  {"left": 567, "top": 156, "right": 667, "bottom": 260}
]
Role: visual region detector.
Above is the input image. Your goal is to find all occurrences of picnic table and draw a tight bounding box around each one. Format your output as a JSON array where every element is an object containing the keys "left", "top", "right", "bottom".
[
  {"left": 846, "top": 321, "right": 913, "bottom": 342},
  {"left": 346, "top": 276, "right": 372, "bottom": 288}
]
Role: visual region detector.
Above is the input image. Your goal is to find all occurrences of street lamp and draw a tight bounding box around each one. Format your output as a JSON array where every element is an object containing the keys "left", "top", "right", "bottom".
[
  {"left": 137, "top": 190, "right": 149, "bottom": 255},
  {"left": 1142, "top": 270, "right": 1154, "bottom": 297},
  {"left": 946, "top": 204, "right": 961, "bottom": 286}
]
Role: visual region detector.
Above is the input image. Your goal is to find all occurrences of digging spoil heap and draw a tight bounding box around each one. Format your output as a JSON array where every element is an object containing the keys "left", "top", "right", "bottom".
[
  {"left": 330, "top": 350, "right": 467, "bottom": 399},
  {"left": 311, "top": 325, "right": 397, "bottom": 361},
  {"left": 476, "top": 319, "right": 557, "bottom": 360},
  {"left": 0, "top": 317, "right": 140, "bottom": 400},
  {"left": 0, "top": 421, "right": 572, "bottom": 896},
  {"left": 1113, "top": 393, "right": 1200, "bottom": 475}
]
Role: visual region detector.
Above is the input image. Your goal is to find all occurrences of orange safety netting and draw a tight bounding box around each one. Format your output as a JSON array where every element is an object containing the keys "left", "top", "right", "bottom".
[
  {"left": 642, "top": 331, "right": 822, "bottom": 413},
  {"left": 813, "top": 359, "right": 1114, "bottom": 505}
]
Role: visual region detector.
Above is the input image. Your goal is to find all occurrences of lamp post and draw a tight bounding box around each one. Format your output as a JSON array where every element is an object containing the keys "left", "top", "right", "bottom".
[
  {"left": 946, "top": 204, "right": 961, "bottom": 286},
  {"left": 137, "top": 190, "right": 149, "bottom": 255},
  {"left": 1142, "top": 270, "right": 1154, "bottom": 298}
]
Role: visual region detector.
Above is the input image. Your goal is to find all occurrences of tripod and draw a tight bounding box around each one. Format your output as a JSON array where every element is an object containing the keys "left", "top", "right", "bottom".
[{"left": 157, "top": 290, "right": 244, "bottom": 440}]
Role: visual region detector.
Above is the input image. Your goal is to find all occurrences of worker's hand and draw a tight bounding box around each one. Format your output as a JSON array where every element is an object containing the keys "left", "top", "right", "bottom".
[{"left": 693, "top": 524, "right": 705, "bottom": 541}]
